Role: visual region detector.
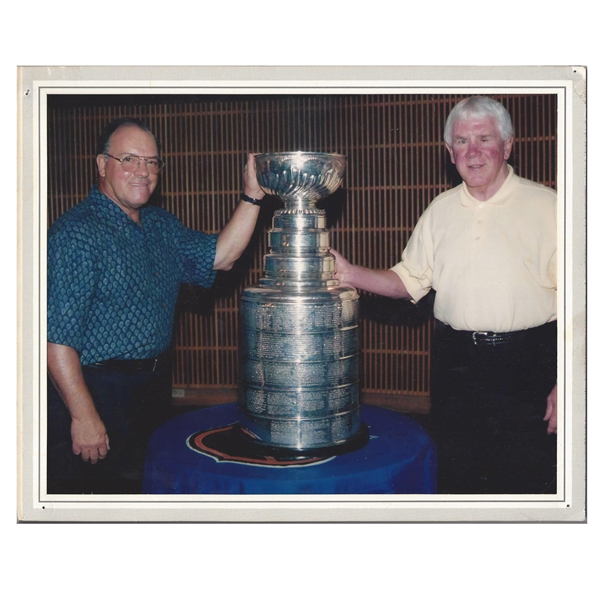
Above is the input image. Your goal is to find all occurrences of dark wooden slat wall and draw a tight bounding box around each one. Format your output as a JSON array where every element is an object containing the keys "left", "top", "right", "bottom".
[{"left": 47, "top": 93, "right": 557, "bottom": 408}]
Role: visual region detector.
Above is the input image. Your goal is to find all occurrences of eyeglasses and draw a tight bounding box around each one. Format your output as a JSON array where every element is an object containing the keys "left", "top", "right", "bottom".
[{"left": 104, "top": 153, "right": 165, "bottom": 173}]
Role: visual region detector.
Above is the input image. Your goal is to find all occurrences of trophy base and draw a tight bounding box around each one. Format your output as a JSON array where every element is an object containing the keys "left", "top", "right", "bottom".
[{"left": 231, "top": 422, "right": 370, "bottom": 462}]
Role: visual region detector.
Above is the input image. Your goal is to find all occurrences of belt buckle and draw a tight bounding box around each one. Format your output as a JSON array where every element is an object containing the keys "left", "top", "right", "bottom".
[{"left": 472, "top": 331, "right": 491, "bottom": 346}]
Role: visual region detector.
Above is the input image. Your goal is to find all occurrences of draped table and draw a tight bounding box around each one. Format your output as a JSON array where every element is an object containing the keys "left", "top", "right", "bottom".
[{"left": 143, "top": 403, "right": 436, "bottom": 494}]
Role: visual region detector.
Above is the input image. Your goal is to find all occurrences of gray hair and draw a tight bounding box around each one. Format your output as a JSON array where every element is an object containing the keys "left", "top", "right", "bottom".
[{"left": 444, "top": 96, "right": 513, "bottom": 145}]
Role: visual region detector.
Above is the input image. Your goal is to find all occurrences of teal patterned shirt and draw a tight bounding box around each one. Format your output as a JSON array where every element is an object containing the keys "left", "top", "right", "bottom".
[{"left": 47, "top": 186, "right": 218, "bottom": 365}]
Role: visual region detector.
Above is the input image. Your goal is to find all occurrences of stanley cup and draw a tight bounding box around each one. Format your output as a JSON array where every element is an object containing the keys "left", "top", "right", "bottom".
[{"left": 237, "top": 152, "right": 366, "bottom": 453}]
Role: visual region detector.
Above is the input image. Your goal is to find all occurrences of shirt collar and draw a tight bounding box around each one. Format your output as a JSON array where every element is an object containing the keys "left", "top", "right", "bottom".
[
  {"left": 459, "top": 164, "right": 516, "bottom": 207},
  {"left": 88, "top": 185, "right": 143, "bottom": 229}
]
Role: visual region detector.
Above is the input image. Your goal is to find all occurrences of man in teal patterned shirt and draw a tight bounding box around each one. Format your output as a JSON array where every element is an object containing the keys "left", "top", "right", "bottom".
[{"left": 47, "top": 117, "right": 265, "bottom": 494}]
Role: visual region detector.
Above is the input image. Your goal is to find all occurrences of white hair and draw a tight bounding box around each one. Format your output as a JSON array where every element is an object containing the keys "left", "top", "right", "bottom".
[{"left": 444, "top": 96, "right": 514, "bottom": 145}]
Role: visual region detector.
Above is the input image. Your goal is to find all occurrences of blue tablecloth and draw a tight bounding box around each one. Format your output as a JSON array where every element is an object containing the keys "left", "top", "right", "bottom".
[{"left": 143, "top": 403, "right": 436, "bottom": 494}]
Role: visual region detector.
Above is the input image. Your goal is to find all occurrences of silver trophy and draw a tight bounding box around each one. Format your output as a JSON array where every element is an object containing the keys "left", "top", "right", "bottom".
[{"left": 237, "top": 152, "right": 368, "bottom": 456}]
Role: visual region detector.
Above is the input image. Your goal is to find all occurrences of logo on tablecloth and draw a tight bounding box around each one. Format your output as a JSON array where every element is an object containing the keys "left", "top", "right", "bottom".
[{"left": 187, "top": 424, "right": 335, "bottom": 468}]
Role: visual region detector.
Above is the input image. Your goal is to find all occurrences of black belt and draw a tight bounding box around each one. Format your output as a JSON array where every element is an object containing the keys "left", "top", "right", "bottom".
[
  {"left": 436, "top": 321, "right": 553, "bottom": 347},
  {"left": 85, "top": 352, "right": 170, "bottom": 373}
]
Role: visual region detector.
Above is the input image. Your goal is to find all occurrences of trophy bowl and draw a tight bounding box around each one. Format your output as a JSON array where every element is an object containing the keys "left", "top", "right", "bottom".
[{"left": 255, "top": 152, "right": 347, "bottom": 203}]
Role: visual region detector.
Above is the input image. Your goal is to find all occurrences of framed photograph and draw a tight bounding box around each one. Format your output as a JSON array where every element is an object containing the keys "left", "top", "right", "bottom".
[{"left": 17, "top": 65, "right": 586, "bottom": 522}]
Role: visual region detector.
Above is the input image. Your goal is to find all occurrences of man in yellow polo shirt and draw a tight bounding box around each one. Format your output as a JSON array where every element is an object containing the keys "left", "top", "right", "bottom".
[{"left": 331, "top": 96, "right": 557, "bottom": 494}]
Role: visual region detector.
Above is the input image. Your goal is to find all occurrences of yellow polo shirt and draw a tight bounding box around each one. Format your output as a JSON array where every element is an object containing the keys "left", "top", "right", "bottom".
[{"left": 390, "top": 166, "right": 557, "bottom": 333}]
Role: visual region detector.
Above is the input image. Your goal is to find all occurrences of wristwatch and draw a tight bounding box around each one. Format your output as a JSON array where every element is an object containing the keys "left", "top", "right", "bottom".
[{"left": 241, "top": 193, "right": 262, "bottom": 205}]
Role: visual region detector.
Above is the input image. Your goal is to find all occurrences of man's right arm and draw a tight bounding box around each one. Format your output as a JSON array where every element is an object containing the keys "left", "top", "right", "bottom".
[
  {"left": 330, "top": 249, "right": 412, "bottom": 300},
  {"left": 47, "top": 342, "right": 109, "bottom": 464}
]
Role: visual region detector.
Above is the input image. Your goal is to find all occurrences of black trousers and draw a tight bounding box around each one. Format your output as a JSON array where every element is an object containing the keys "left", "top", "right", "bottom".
[
  {"left": 430, "top": 321, "right": 557, "bottom": 495},
  {"left": 47, "top": 360, "right": 173, "bottom": 495}
]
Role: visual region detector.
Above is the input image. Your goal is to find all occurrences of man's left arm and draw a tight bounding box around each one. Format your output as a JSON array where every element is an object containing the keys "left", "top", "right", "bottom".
[
  {"left": 213, "top": 153, "right": 264, "bottom": 271},
  {"left": 543, "top": 383, "right": 557, "bottom": 434},
  {"left": 543, "top": 196, "right": 558, "bottom": 436}
]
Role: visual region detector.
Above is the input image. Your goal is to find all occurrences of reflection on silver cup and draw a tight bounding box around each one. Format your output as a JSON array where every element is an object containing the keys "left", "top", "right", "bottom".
[{"left": 254, "top": 151, "right": 347, "bottom": 204}]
